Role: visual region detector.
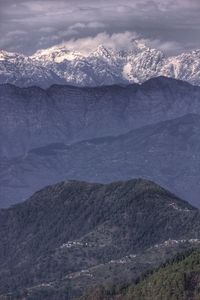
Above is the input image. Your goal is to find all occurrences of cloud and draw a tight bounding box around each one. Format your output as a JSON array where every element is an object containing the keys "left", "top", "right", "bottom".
[
  {"left": 54, "top": 31, "right": 138, "bottom": 54},
  {"left": 69, "top": 22, "right": 106, "bottom": 30},
  {"left": 87, "top": 22, "right": 106, "bottom": 29},
  {"left": 0, "top": 0, "right": 200, "bottom": 54},
  {"left": 143, "top": 39, "right": 183, "bottom": 55},
  {"left": 34, "top": 32, "right": 184, "bottom": 57},
  {"left": 0, "top": 29, "right": 28, "bottom": 49},
  {"left": 6, "top": 30, "right": 27, "bottom": 37}
]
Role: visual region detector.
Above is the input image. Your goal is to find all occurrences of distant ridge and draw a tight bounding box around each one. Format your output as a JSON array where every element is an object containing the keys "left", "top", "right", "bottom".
[
  {"left": 1, "top": 77, "right": 200, "bottom": 207},
  {"left": 1, "top": 113, "right": 200, "bottom": 207},
  {"left": 0, "top": 75, "right": 196, "bottom": 91},
  {"left": 1, "top": 75, "right": 200, "bottom": 158}
]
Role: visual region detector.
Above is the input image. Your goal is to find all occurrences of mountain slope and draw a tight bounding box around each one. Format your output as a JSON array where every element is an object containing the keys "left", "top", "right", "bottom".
[
  {"left": 1, "top": 77, "right": 200, "bottom": 158},
  {"left": 1, "top": 113, "right": 200, "bottom": 207},
  {"left": 0, "top": 179, "right": 200, "bottom": 299},
  {"left": 81, "top": 248, "right": 200, "bottom": 300},
  {"left": 0, "top": 50, "right": 64, "bottom": 88},
  {"left": 162, "top": 50, "right": 200, "bottom": 87},
  {"left": 126, "top": 248, "right": 200, "bottom": 300},
  {"left": 1, "top": 42, "right": 200, "bottom": 87}
]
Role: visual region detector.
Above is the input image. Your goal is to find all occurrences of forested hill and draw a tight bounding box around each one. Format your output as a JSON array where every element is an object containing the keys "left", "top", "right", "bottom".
[
  {"left": 1, "top": 179, "right": 200, "bottom": 299},
  {"left": 81, "top": 248, "right": 200, "bottom": 300}
]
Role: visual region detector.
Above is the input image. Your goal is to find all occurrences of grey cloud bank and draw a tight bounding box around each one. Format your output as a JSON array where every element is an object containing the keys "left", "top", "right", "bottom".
[{"left": 0, "top": 0, "right": 200, "bottom": 55}]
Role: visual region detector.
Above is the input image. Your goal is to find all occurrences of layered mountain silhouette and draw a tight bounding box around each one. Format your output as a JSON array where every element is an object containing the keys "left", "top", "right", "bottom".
[
  {"left": 0, "top": 179, "right": 200, "bottom": 299},
  {"left": 1, "top": 37, "right": 200, "bottom": 300},
  {"left": 1, "top": 113, "right": 200, "bottom": 208},
  {"left": 1, "top": 77, "right": 200, "bottom": 159},
  {"left": 1, "top": 77, "right": 200, "bottom": 207},
  {"left": 1, "top": 64, "right": 200, "bottom": 299}
]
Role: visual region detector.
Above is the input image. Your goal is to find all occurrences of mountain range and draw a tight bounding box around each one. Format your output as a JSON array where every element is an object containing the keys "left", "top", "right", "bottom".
[
  {"left": 1, "top": 77, "right": 200, "bottom": 159},
  {"left": 1, "top": 179, "right": 200, "bottom": 299},
  {"left": 1, "top": 77, "right": 200, "bottom": 207},
  {"left": 1, "top": 113, "right": 200, "bottom": 208},
  {"left": 1, "top": 39, "right": 200, "bottom": 299},
  {"left": 1, "top": 41, "right": 200, "bottom": 87}
]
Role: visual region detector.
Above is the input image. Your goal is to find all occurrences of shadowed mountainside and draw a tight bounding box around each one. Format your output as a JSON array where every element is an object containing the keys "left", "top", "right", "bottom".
[
  {"left": 0, "top": 179, "right": 200, "bottom": 299},
  {"left": 80, "top": 248, "right": 200, "bottom": 300},
  {"left": 1, "top": 77, "right": 200, "bottom": 158},
  {"left": 1, "top": 113, "right": 200, "bottom": 207}
]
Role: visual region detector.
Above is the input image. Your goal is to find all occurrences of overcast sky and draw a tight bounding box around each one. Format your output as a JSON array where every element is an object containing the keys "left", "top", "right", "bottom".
[{"left": 0, "top": 0, "right": 200, "bottom": 55}]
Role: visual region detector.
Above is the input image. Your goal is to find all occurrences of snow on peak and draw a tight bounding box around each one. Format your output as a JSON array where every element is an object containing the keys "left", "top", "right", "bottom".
[
  {"left": 1, "top": 42, "right": 200, "bottom": 87},
  {"left": 93, "top": 45, "right": 112, "bottom": 56},
  {"left": 32, "top": 45, "right": 83, "bottom": 63},
  {"left": 0, "top": 50, "right": 25, "bottom": 61}
]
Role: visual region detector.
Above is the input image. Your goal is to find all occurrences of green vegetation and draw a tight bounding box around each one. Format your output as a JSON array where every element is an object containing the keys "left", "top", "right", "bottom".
[
  {"left": 81, "top": 248, "right": 200, "bottom": 300},
  {"left": 1, "top": 179, "right": 200, "bottom": 299},
  {"left": 126, "top": 248, "right": 200, "bottom": 300}
]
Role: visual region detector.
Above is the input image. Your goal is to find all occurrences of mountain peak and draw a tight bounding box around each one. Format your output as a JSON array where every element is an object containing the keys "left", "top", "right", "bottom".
[
  {"left": 0, "top": 50, "right": 23, "bottom": 60},
  {"left": 32, "top": 45, "right": 83, "bottom": 62},
  {"left": 1, "top": 43, "right": 200, "bottom": 87},
  {"left": 92, "top": 44, "right": 114, "bottom": 58}
]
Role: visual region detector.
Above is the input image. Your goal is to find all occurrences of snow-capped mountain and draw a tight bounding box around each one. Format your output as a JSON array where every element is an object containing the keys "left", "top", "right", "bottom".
[
  {"left": 0, "top": 41, "right": 200, "bottom": 87},
  {"left": 162, "top": 50, "right": 200, "bottom": 86},
  {"left": 0, "top": 50, "right": 65, "bottom": 88}
]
